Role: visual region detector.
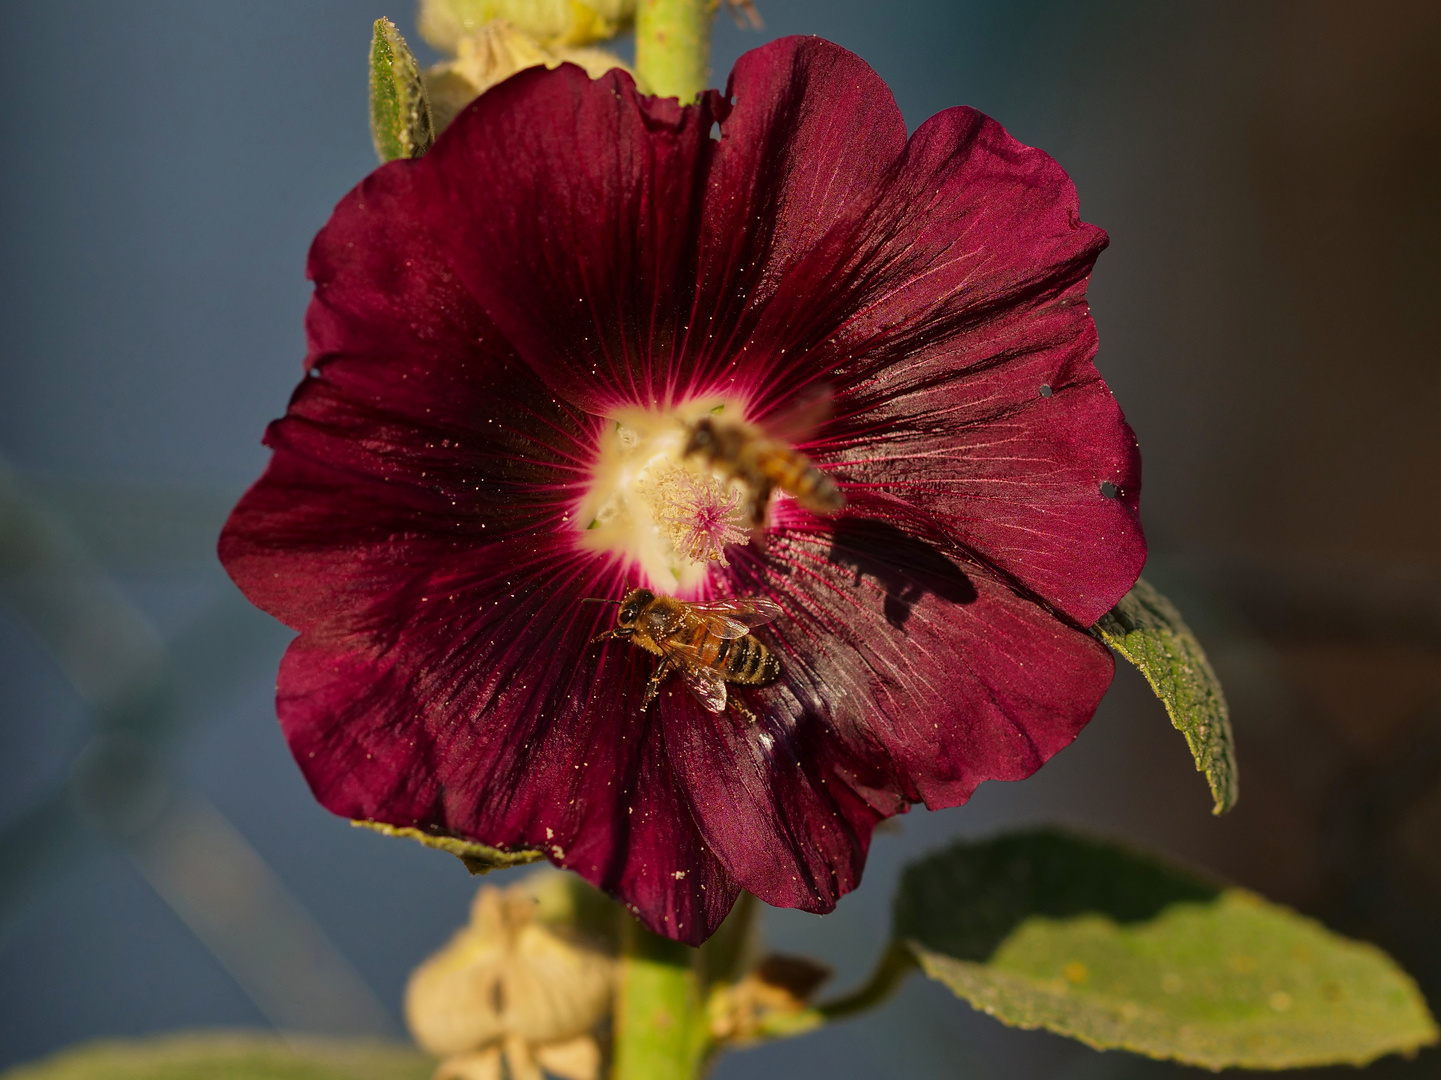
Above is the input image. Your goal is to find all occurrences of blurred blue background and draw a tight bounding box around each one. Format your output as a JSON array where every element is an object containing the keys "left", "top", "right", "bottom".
[{"left": 2, "top": 1, "right": 1439, "bottom": 1076}]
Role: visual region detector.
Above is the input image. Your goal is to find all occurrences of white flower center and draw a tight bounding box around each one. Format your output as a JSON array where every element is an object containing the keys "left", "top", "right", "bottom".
[{"left": 576, "top": 399, "right": 752, "bottom": 592}]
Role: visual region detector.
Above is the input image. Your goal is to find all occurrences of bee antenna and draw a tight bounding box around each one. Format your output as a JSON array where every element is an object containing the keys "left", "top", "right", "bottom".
[{"left": 580, "top": 597, "right": 622, "bottom": 605}]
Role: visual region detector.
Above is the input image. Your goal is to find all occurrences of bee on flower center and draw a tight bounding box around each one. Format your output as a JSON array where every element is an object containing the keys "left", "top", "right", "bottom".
[
  {"left": 683, "top": 416, "right": 844, "bottom": 530},
  {"left": 590, "top": 588, "right": 782, "bottom": 718}
]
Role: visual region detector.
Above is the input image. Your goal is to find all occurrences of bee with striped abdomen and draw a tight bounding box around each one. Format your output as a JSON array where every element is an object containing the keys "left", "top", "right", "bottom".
[
  {"left": 591, "top": 588, "right": 782, "bottom": 717},
  {"left": 683, "top": 416, "right": 844, "bottom": 530}
]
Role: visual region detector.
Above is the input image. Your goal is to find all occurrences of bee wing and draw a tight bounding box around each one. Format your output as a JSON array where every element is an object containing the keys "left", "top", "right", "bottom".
[
  {"left": 679, "top": 663, "right": 728, "bottom": 714},
  {"left": 686, "top": 597, "right": 784, "bottom": 637},
  {"left": 756, "top": 382, "right": 834, "bottom": 442},
  {"left": 652, "top": 636, "right": 729, "bottom": 713}
]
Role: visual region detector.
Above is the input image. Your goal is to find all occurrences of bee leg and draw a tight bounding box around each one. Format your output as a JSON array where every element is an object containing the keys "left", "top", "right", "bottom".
[
  {"left": 749, "top": 479, "right": 774, "bottom": 529},
  {"left": 641, "top": 658, "right": 678, "bottom": 710},
  {"left": 726, "top": 696, "right": 758, "bottom": 724},
  {"left": 590, "top": 627, "right": 633, "bottom": 646},
  {"left": 744, "top": 480, "right": 774, "bottom": 550}
]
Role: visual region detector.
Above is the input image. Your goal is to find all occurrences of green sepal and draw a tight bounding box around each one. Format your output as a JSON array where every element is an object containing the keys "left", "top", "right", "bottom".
[
  {"left": 0, "top": 1031, "right": 431, "bottom": 1080},
  {"left": 350, "top": 819, "right": 542, "bottom": 873},
  {"left": 368, "top": 17, "right": 434, "bottom": 162},
  {"left": 522, "top": 867, "right": 623, "bottom": 950},
  {"left": 895, "top": 829, "right": 1439, "bottom": 1071},
  {"left": 1095, "top": 576, "right": 1239, "bottom": 814}
]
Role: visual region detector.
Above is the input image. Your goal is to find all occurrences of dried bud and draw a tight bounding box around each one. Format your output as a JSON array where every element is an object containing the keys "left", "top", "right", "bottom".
[
  {"left": 433, "top": 1034, "right": 600, "bottom": 1080},
  {"left": 418, "top": 0, "right": 635, "bottom": 53},
  {"left": 405, "top": 875, "right": 614, "bottom": 1078},
  {"left": 423, "top": 21, "right": 630, "bottom": 134},
  {"left": 708, "top": 953, "right": 832, "bottom": 1043}
]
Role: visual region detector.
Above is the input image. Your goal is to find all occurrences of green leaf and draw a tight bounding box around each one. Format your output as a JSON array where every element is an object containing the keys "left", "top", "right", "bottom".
[
  {"left": 895, "top": 829, "right": 1438, "bottom": 1071},
  {"left": 369, "top": 17, "right": 433, "bottom": 162},
  {"left": 0, "top": 1032, "right": 431, "bottom": 1080},
  {"left": 1095, "top": 576, "right": 1238, "bottom": 814},
  {"left": 350, "top": 819, "right": 542, "bottom": 873}
]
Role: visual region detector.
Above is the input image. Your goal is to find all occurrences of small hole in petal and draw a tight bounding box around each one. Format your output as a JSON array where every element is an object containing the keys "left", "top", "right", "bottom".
[
  {"left": 709, "top": 121, "right": 722, "bottom": 141},
  {"left": 1039, "top": 384, "right": 1053, "bottom": 397},
  {"left": 1100, "top": 481, "right": 1118, "bottom": 498}
]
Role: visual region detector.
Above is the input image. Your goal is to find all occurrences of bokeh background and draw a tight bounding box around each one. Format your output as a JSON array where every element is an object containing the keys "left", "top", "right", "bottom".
[{"left": 2, "top": 1, "right": 1438, "bottom": 1076}]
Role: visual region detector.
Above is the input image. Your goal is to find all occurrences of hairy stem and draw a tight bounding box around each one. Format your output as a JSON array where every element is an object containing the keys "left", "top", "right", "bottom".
[
  {"left": 634, "top": 0, "right": 716, "bottom": 101},
  {"left": 744, "top": 942, "right": 919, "bottom": 1045},
  {"left": 817, "top": 942, "right": 918, "bottom": 1020},
  {"left": 612, "top": 918, "right": 711, "bottom": 1080}
]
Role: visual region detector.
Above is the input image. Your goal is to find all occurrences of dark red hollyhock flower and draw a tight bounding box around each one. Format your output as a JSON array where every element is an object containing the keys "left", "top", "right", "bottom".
[{"left": 220, "top": 36, "right": 1144, "bottom": 944}]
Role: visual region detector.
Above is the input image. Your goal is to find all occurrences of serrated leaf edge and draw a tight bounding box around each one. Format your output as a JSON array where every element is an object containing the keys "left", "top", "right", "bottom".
[
  {"left": 1095, "top": 577, "right": 1239, "bottom": 814},
  {"left": 907, "top": 930, "right": 1438, "bottom": 1072}
]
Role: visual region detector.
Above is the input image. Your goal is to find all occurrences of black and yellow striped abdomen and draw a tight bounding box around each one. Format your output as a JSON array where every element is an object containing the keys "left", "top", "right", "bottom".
[
  {"left": 678, "top": 617, "right": 781, "bottom": 685},
  {"left": 752, "top": 441, "right": 843, "bottom": 515}
]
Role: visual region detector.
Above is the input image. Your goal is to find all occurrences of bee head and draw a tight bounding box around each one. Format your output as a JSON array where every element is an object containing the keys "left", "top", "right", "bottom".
[
  {"left": 683, "top": 418, "right": 716, "bottom": 456},
  {"left": 617, "top": 588, "right": 655, "bottom": 625}
]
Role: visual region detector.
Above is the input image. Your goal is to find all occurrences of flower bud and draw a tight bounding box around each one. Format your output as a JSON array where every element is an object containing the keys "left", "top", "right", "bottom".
[
  {"left": 404, "top": 875, "right": 614, "bottom": 1077},
  {"left": 369, "top": 17, "right": 433, "bottom": 161},
  {"left": 423, "top": 21, "right": 630, "bottom": 134},
  {"left": 418, "top": 0, "right": 635, "bottom": 53},
  {"left": 433, "top": 1034, "right": 600, "bottom": 1080}
]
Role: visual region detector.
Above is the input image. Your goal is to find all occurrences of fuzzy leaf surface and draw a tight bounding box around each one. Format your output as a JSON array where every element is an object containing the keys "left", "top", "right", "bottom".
[
  {"left": 0, "top": 1033, "right": 431, "bottom": 1080},
  {"left": 369, "top": 18, "right": 433, "bottom": 162},
  {"left": 895, "top": 830, "right": 1438, "bottom": 1070},
  {"left": 1095, "top": 577, "right": 1238, "bottom": 813}
]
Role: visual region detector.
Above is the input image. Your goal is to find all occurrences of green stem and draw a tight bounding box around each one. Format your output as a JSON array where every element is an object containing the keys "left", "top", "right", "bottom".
[
  {"left": 634, "top": 0, "right": 716, "bottom": 101},
  {"left": 816, "top": 942, "right": 917, "bottom": 1020},
  {"left": 748, "top": 942, "right": 918, "bottom": 1043},
  {"left": 612, "top": 918, "right": 711, "bottom": 1080}
]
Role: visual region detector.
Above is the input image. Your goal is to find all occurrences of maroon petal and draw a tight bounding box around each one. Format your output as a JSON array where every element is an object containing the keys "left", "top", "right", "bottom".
[
  {"left": 755, "top": 502, "right": 1114, "bottom": 785},
  {"left": 222, "top": 154, "right": 601, "bottom": 629},
  {"left": 409, "top": 63, "right": 717, "bottom": 414},
  {"left": 659, "top": 493, "right": 1115, "bottom": 914},
  {"left": 305, "top": 157, "right": 499, "bottom": 373},
  {"left": 401, "top": 39, "right": 912, "bottom": 413},
  {"left": 654, "top": 678, "right": 899, "bottom": 914},
  {"left": 814, "top": 105, "right": 1143, "bottom": 624},
  {"left": 274, "top": 531, "right": 739, "bottom": 944},
  {"left": 704, "top": 37, "right": 905, "bottom": 283},
  {"left": 674, "top": 37, "right": 909, "bottom": 399},
  {"left": 713, "top": 86, "right": 1142, "bottom": 624}
]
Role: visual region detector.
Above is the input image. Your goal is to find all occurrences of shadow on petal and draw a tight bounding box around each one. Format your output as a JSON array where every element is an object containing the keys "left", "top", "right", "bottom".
[{"left": 826, "top": 517, "right": 978, "bottom": 629}]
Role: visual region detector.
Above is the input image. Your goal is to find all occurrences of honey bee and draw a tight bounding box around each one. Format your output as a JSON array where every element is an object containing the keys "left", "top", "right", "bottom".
[
  {"left": 683, "top": 416, "right": 844, "bottom": 529},
  {"left": 590, "top": 588, "right": 783, "bottom": 716}
]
